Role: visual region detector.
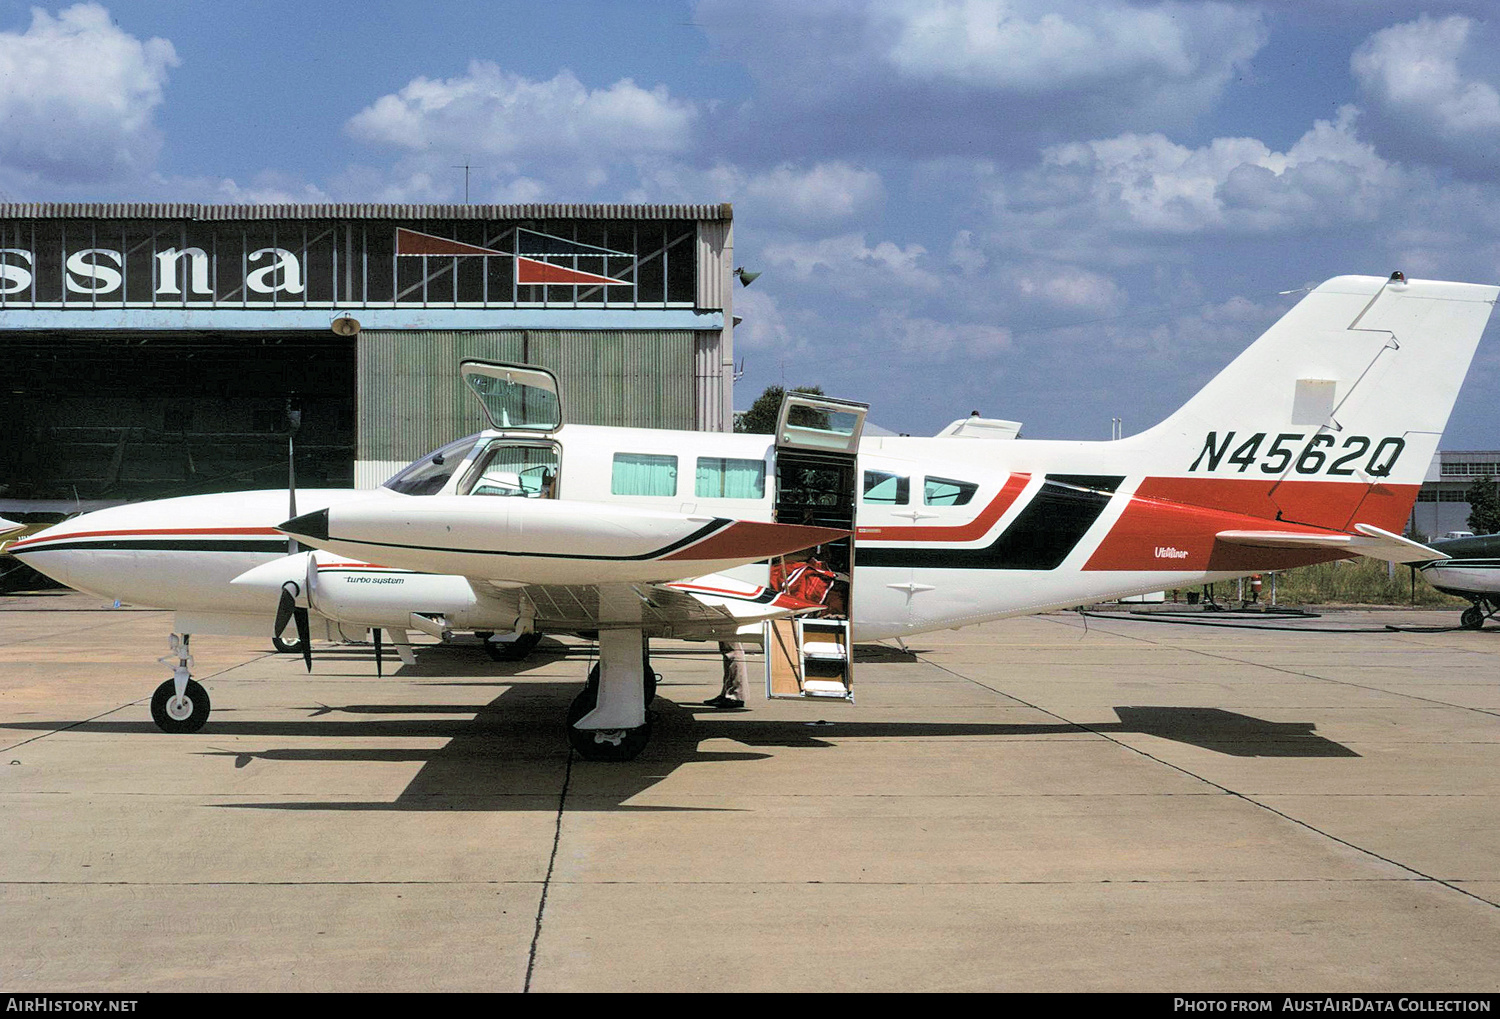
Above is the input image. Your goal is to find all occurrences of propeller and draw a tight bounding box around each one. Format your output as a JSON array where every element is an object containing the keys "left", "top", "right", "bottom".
[
  {"left": 286, "top": 398, "right": 302, "bottom": 555},
  {"left": 277, "top": 579, "right": 313, "bottom": 673},
  {"left": 373, "top": 628, "right": 383, "bottom": 678}
]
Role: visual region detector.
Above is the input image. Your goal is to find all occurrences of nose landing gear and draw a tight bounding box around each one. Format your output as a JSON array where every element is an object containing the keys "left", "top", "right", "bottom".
[{"left": 150, "top": 634, "right": 211, "bottom": 733}]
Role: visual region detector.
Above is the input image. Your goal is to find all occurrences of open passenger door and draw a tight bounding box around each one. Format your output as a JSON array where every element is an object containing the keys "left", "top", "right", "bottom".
[{"left": 763, "top": 392, "right": 867, "bottom": 701}]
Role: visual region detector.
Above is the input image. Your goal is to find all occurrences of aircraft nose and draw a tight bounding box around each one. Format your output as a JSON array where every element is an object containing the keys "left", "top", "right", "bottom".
[{"left": 279, "top": 508, "right": 329, "bottom": 543}]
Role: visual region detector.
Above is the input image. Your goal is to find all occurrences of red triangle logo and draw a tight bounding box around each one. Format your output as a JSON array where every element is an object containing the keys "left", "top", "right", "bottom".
[
  {"left": 396, "top": 228, "right": 505, "bottom": 257},
  {"left": 516, "top": 256, "right": 631, "bottom": 286}
]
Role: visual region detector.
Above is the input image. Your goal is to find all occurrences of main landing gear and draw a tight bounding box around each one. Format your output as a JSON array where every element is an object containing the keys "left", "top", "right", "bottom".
[
  {"left": 150, "top": 634, "right": 211, "bottom": 733},
  {"left": 566, "top": 629, "right": 656, "bottom": 762},
  {"left": 482, "top": 631, "right": 542, "bottom": 662},
  {"left": 1460, "top": 598, "right": 1496, "bottom": 630}
]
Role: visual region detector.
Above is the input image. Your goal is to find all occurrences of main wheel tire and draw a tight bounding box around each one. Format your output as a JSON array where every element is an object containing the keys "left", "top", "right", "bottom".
[
  {"left": 271, "top": 634, "right": 303, "bottom": 654},
  {"left": 1461, "top": 604, "right": 1485, "bottom": 630},
  {"left": 150, "top": 678, "right": 211, "bottom": 734},
  {"left": 566, "top": 685, "right": 651, "bottom": 762},
  {"left": 483, "top": 632, "right": 542, "bottom": 662},
  {"left": 585, "top": 658, "right": 657, "bottom": 704}
]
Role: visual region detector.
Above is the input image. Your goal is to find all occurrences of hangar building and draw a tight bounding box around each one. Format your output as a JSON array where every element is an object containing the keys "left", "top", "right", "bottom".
[
  {"left": 1411, "top": 450, "right": 1500, "bottom": 538},
  {"left": 0, "top": 203, "right": 736, "bottom": 509}
]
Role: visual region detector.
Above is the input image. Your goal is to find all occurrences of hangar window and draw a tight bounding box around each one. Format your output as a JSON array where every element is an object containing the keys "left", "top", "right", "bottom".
[
  {"left": 695, "top": 457, "right": 766, "bottom": 499},
  {"left": 862, "top": 471, "right": 909, "bottom": 505},
  {"left": 383, "top": 434, "right": 482, "bottom": 496},
  {"left": 924, "top": 476, "right": 978, "bottom": 506},
  {"left": 612, "top": 453, "right": 678, "bottom": 497}
]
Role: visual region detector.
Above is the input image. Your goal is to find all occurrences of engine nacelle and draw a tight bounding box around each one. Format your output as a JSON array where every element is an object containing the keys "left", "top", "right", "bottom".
[
  {"left": 307, "top": 560, "right": 488, "bottom": 630},
  {"left": 232, "top": 552, "right": 513, "bottom": 634}
]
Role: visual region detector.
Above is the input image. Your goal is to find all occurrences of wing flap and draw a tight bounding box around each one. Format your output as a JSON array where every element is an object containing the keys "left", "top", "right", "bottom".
[{"left": 520, "top": 573, "right": 820, "bottom": 639}]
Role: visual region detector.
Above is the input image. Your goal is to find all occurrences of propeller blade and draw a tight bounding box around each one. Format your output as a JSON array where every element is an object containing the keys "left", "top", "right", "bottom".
[
  {"left": 294, "top": 606, "right": 312, "bottom": 672},
  {"left": 275, "top": 582, "right": 297, "bottom": 638},
  {"left": 373, "top": 627, "right": 383, "bottom": 678}
]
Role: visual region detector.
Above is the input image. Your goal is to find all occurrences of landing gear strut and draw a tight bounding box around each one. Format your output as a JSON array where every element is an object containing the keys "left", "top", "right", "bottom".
[
  {"left": 151, "top": 634, "right": 210, "bottom": 733},
  {"left": 567, "top": 629, "right": 653, "bottom": 761}
]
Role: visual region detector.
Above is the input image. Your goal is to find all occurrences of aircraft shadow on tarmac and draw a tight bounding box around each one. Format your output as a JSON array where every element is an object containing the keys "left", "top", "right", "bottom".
[{"left": 1, "top": 643, "right": 1358, "bottom": 812}]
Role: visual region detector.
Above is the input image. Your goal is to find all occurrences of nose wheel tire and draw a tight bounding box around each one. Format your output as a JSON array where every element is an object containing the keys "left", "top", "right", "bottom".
[
  {"left": 1461, "top": 604, "right": 1486, "bottom": 630},
  {"left": 566, "top": 685, "right": 652, "bottom": 762},
  {"left": 150, "top": 678, "right": 211, "bottom": 734},
  {"left": 271, "top": 635, "right": 303, "bottom": 654}
]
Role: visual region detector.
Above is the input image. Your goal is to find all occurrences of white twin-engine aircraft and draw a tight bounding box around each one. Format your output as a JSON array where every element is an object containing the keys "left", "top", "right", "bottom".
[{"left": 11, "top": 273, "right": 1498, "bottom": 760}]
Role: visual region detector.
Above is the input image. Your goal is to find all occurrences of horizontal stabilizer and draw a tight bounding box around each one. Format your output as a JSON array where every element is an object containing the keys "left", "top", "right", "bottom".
[{"left": 1216, "top": 523, "right": 1439, "bottom": 564}]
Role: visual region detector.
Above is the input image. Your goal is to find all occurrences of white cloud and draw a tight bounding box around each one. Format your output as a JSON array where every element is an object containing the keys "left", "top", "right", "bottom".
[
  {"left": 0, "top": 3, "right": 177, "bottom": 183},
  {"left": 743, "top": 162, "right": 884, "bottom": 222},
  {"left": 875, "top": 309, "right": 1011, "bottom": 357},
  {"left": 341, "top": 63, "right": 715, "bottom": 203},
  {"left": 1352, "top": 15, "right": 1500, "bottom": 174},
  {"left": 1002, "top": 106, "right": 1398, "bottom": 246},
  {"left": 890, "top": 0, "right": 1215, "bottom": 90},
  {"left": 692, "top": 0, "right": 1267, "bottom": 157},
  {"left": 761, "top": 232, "right": 939, "bottom": 293},
  {"left": 625, "top": 159, "right": 882, "bottom": 227},
  {"left": 1005, "top": 261, "right": 1121, "bottom": 311},
  {"left": 347, "top": 63, "right": 695, "bottom": 185},
  {"left": 732, "top": 288, "right": 804, "bottom": 355}
]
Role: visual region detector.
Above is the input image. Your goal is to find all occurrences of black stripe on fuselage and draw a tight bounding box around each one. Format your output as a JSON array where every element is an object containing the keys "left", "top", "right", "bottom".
[
  {"left": 326, "top": 517, "right": 733, "bottom": 563},
  {"left": 16, "top": 538, "right": 288, "bottom": 554},
  {"left": 858, "top": 475, "right": 1123, "bottom": 570}
]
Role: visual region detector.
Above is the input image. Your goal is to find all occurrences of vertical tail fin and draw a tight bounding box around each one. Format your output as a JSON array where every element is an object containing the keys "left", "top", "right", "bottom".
[{"left": 1126, "top": 274, "right": 1497, "bottom": 531}]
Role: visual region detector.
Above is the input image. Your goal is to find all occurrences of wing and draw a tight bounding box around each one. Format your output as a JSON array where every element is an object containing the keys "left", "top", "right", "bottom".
[{"left": 472, "top": 572, "right": 825, "bottom": 640}]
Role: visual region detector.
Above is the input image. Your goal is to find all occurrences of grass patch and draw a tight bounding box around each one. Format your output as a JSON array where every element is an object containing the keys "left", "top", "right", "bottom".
[{"left": 1206, "top": 558, "right": 1469, "bottom": 607}]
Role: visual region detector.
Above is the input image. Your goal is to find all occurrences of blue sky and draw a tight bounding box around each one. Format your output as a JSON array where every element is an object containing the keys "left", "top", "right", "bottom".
[{"left": 2, "top": 0, "right": 1498, "bottom": 446}]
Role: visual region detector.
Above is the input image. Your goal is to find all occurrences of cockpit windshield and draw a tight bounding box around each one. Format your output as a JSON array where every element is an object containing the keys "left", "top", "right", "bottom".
[{"left": 382, "top": 434, "right": 483, "bottom": 496}]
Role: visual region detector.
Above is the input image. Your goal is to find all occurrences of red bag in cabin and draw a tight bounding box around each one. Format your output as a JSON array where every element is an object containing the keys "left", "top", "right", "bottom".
[{"left": 778, "top": 558, "right": 836, "bottom": 606}]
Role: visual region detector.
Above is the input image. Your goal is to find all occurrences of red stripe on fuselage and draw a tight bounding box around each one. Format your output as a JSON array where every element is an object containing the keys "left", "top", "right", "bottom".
[
  {"left": 660, "top": 520, "right": 848, "bottom": 562},
  {"left": 1084, "top": 477, "right": 1422, "bottom": 572},
  {"left": 856, "top": 473, "right": 1032, "bottom": 543},
  {"left": 1132, "top": 477, "right": 1418, "bottom": 533}
]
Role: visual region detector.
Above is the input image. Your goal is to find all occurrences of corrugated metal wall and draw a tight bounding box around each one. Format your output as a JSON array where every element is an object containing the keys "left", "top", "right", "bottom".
[
  {"left": 696, "top": 334, "right": 727, "bottom": 433},
  {"left": 696, "top": 219, "right": 734, "bottom": 432},
  {"left": 357, "top": 329, "right": 701, "bottom": 462},
  {"left": 696, "top": 221, "right": 732, "bottom": 311}
]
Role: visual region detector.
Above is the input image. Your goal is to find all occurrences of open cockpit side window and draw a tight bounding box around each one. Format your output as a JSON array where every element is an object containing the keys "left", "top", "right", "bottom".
[{"left": 461, "top": 439, "right": 562, "bottom": 498}]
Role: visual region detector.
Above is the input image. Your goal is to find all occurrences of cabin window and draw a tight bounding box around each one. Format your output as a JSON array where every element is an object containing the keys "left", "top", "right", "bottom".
[
  {"left": 924, "top": 476, "right": 978, "bottom": 506},
  {"left": 862, "top": 470, "right": 909, "bottom": 505},
  {"left": 695, "top": 457, "right": 766, "bottom": 499},
  {"left": 612, "top": 453, "right": 678, "bottom": 496}
]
